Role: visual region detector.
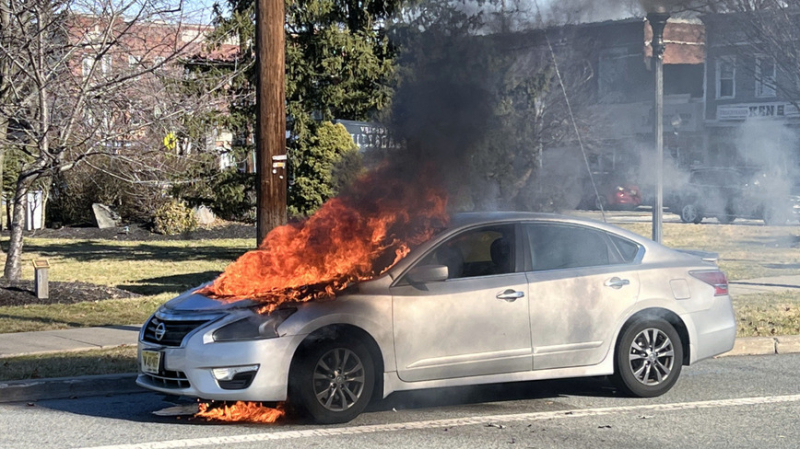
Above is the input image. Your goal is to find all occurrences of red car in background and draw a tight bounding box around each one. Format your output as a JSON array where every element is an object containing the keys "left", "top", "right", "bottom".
[{"left": 578, "top": 174, "right": 643, "bottom": 211}]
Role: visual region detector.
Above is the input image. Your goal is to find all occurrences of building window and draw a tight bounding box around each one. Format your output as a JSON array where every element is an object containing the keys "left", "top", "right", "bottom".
[
  {"left": 755, "top": 56, "right": 777, "bottom": 98},
  {"left": 81, "top": 57, "right": 93, "bottom": 78},
  {"left": 128, "top": 55, "right": 139, "bottom": 69},
  {"left": 598, "top": 47, "right": 636, "bottom": 103},
  {"left": 101, "top": 55, "right": 112, "bottom": 76},
  {"left": 716, "top": 57, "right": 735, "bottom": 99},
  {"left": 153, "top": 56, "right": 164, "bottom": 71}
]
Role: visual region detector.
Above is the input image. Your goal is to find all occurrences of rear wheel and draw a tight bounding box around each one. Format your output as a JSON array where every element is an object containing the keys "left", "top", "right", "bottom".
[
  {"left": 612, "top": 319, "right": 683, "bottom": 398},
  {"left": 716, "top": 214, "right": 736, "bottom": 224},
  {"left": 290, "top": 338, "right": 375, "bottom": 424},
  {"left": 680, "top": 204, "right": 703, "bottom": 224}
]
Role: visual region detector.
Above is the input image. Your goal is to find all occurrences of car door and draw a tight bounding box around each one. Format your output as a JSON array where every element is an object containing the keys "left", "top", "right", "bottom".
[
  {"left": 524, "top": 223, "right": 641, "bottom": 371},
  {"left": 391, "top": 224, "right": 532, "bottom": 383}
]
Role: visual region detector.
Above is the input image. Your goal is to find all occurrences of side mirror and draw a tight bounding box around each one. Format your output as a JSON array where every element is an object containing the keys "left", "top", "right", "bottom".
[{"left": 405, "top": 265, "right": 449, "bottom": 284}]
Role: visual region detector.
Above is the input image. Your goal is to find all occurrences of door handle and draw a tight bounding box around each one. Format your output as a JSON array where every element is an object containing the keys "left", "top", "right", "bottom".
[
  {"left": 496, "top": 289, "right": 525, "bottom": 302},
  {"left": 604, "top": 277, "right": 630, "bottom": 289}
]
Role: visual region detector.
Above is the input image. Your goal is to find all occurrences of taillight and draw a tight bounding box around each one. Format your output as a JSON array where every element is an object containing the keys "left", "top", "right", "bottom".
[{"left": 690, "top": 270, "right": 728, "bottom": 296}]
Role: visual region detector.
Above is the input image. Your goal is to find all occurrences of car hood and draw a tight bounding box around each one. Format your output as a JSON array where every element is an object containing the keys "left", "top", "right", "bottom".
[{"left": 163, "top": 283, "right": 259, "bottom": 311}]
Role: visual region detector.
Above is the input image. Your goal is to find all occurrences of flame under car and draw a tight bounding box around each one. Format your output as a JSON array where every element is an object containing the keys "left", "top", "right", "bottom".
[{"left": 137, "top": 212, "right": 736, "bottom": 424}]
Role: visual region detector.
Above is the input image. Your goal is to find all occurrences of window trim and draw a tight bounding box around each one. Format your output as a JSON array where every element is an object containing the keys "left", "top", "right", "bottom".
[{"left": 716, "top": 56, "right": 736, "bottom": 100}]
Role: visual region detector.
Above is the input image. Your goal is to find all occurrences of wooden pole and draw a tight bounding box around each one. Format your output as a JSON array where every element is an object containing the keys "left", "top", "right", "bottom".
[{"left": 255, "top": 0, "right": 287, "bottom": 245}]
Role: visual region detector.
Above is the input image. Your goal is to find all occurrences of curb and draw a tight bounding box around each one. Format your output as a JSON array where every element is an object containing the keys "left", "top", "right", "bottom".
[
  {"left": 719, "top": 335, "right": 800, "bottom": 357},
  {"left": 0, "top": 373, "right": 144, "bottom": 403},
  {"left": 3, "top": 337, "right": 800, "bottom": 403}
]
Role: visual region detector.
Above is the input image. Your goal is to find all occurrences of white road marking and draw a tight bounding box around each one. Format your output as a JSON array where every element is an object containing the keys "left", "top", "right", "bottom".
[{"left": 79, "top": 394, "right": 800, "bottom": 449}]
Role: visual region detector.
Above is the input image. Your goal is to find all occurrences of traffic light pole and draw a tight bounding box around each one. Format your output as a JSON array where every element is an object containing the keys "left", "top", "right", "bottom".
[{"left": 255, "top": 0, "right": 287, "bottom": 245}]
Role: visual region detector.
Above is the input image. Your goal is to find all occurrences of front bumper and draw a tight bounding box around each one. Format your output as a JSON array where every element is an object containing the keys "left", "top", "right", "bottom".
[{"left": 136, "top": 330, "right": 308, "bottom": 402}]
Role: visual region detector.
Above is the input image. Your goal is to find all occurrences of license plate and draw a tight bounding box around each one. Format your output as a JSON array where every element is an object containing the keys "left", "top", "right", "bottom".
[{"left": 141, "top": 350, "right": 162, "bottom": 375}]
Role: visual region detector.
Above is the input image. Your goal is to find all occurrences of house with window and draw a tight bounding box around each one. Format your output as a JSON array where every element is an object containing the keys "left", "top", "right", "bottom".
[
  {"left": 701, "top": 12, "right": 800, "bottom": 170},
  {"left": 510, "top": 17, "right": 706, "bottom": 176}
]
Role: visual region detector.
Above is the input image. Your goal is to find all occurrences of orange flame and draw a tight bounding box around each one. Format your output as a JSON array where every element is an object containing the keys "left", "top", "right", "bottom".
[
  {"left": 195, "top": 401, "right": 285, "bottom": 423},
  {"left": 199, "top": 167, "right": 449, "bottom": 312}
]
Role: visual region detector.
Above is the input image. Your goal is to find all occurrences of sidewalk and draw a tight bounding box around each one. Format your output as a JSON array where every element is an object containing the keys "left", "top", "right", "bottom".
[{"left": 0, "top": 325, "right": 140, "bottom": 358}]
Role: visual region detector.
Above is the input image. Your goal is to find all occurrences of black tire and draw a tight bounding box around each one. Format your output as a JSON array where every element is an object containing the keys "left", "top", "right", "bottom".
[
  {"left": 680, "top": 204, "right": 703, "bottom": 224},
  {"left": 612, "top": 319, "right": 683, "bottom": 398},
  {"left": 716, "top": 215, "right": 735, "bottom": 224},
  {"left": 290, "top": 338, "right": 375, "bottom": 424}
]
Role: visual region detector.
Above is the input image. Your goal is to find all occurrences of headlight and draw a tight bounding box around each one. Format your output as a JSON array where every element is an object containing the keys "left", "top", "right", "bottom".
[{"left": 212, "top": 308, "right": 297, "bottom": 342}]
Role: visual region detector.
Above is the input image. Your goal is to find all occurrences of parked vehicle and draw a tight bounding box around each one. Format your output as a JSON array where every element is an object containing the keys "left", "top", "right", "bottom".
[
  {"left": 137, "top": 212, "right": 736, "bottom": 423},
  {"left": 669, "top": 167, "right": 800, "bottom": 225},
  {"left": 578, "top": 174, "right": 643, "bottom": 210}
]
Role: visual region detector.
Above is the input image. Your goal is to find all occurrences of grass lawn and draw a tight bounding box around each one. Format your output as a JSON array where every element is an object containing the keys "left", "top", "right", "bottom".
[
  {"left": 733, "top": 290, "right": 800, "bottom": 337},
  {"left": 0, "top": 346, "right": 137, "bottom": 381},
  {"left": 613, "top": 220, "right": 800, "bottom": 281},
  {"left": 0, "top": 237, "right": 253, "bottom": 334}
]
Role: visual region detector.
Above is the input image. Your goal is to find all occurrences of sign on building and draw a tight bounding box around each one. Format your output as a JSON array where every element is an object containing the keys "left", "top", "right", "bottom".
[{"left": 335, "top": 120, "right": 399, "bottom": 152}]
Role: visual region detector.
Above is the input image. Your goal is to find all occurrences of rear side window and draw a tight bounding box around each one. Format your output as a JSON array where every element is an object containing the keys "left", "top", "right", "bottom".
[
  {"left": 607, "top": 234, "right": 640, "bottom": 263},
  {"left": 526, "top": 224, "right": 637, "bottom": 271}
]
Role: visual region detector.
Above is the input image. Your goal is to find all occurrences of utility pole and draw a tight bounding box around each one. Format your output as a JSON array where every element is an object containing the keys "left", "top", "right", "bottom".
[
  {"left": 648, "top": 11, "right": 669, "bottom": 244},
  {"left": 255, "top": 0, "right": 287, "bottom": 245}
]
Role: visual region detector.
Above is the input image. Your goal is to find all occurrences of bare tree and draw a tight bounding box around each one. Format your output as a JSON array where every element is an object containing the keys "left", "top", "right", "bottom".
[{"left": 0, "top": 0, "right": 239, "bottom": 280}]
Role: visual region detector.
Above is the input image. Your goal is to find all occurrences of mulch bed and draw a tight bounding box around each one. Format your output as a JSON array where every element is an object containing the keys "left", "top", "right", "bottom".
[{"left": 0, "top": 280, "right": 140, "bottom": 307}]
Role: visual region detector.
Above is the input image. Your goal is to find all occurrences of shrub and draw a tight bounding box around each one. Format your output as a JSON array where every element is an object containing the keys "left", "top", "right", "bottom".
[
  {"left": 288, "top": 121, "right": 363, "bottom": 217},
  {"left": 153, "top": 199, "right": 198, "bottom": 235},
  {"left": 172, "top": 167, "right": 257, "bottom": 223}
]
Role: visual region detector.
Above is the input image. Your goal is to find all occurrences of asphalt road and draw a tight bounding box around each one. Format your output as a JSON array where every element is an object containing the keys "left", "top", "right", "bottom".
[{"left": 3, "top": 354, "right": 800, "bottom": 449}]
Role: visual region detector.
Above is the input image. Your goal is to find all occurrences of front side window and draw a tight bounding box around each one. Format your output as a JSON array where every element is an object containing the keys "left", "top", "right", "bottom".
[
  {"left": 526, "top": 224, "right": 637, "bottom": 271},
  {"left": 716, "top": 57, "right": 735, "bottom": 99},
  {"left": 755, "top": 56, "right": 777, "bottom": 98},
  {"left": 417, "top": 225, "right": 516, "bottom": 279}
]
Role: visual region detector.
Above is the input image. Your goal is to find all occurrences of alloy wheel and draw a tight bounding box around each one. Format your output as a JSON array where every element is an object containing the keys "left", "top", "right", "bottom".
[
  {"left": 312, "top": 348, "right": 366, "bottom": 411},
  {"left": 628, "top": 328, "right": 675, "bottom": 386}
]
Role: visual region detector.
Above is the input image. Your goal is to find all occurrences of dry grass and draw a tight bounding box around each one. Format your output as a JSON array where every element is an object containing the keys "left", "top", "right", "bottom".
[
  {"left": 733, "top": 291, "right": 800, "bottom": 338},
  {"left": 614, "top": 220, "right": 800, "bottom": 281},
  {"left": 0, "top": 346, "right": 137, "bottom": 381},
  {"left": 0, "top": 294, "right": 173, "bottom": 334},
  {"left": 0, "top": 237, "right": 253, "bottom": 334}
]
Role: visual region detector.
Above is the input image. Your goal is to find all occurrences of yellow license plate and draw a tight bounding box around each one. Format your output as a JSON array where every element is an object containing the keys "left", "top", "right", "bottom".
[{"left": 141, "top": 350, "right": 162, "bottom": 374}]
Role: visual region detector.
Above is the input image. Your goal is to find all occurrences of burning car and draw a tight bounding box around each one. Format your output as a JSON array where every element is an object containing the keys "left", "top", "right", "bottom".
[{"left": 138, "top": 212, "right": 736, "bottom": 424}]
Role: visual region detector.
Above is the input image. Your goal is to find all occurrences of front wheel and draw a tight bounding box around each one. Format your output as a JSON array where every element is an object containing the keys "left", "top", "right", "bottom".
[
  {"left": 680, "top": 204, "right": 703, "bottom": 224},
  {"left": 612, "top": 319, "right": 683, "bottom": 398},
  {"left": 290, "top": 338, "right": 375, "bottom": 424}
]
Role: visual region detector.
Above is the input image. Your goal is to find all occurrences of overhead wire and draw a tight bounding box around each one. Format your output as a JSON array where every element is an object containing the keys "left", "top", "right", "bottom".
[{"left": 532, "top": 0, "right": 606, "bottom": 222}]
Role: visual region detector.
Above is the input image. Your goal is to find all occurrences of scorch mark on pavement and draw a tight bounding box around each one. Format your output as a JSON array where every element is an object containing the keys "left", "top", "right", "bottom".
[{"left": 78, "top": 394, "right": 800, "bottom": 449}]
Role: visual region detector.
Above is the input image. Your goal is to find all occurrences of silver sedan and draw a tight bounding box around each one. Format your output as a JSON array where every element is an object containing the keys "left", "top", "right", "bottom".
[{"left": 137, "top": 212, "right": 736, "bottom": 423}]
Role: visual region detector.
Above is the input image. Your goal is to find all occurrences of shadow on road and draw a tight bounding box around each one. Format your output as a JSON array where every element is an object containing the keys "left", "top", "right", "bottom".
[{"left": 28, "top": 377, "right": 620, "bottom": 427}]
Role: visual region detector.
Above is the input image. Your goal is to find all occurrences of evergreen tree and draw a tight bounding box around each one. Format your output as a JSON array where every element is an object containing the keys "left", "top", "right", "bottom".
[{"left": 206, "top": 0, "right": 400, "bottom": 216}]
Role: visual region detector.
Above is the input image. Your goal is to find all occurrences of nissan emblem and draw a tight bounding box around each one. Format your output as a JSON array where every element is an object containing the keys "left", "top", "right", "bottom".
[{"left": 155, "top": 322, "right": 166, "bottom": 341}]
